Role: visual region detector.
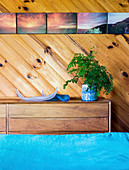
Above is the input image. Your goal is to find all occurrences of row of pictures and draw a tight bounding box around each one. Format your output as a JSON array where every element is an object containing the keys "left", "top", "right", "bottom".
[{"left": 0, "top": 13, "right": 129, "bottom": 34}]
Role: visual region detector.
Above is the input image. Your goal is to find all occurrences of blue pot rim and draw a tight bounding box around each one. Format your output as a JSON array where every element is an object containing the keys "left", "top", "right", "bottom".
[{"left": 82, "top": 84, "right": 95, "bottom": 92}]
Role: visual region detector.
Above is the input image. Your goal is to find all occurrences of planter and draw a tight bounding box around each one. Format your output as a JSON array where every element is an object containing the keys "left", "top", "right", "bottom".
[{"left": 82, "top": 84, "right": 98, "bottom": 102}]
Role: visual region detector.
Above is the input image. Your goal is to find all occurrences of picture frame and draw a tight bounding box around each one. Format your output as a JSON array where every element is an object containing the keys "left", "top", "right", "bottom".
[
  {"left": 47, "top": 13, "right": 77, "bottom": 34},
  {"left": 17, "top": 13, "right": 46, "bottom": 34},
  {"left": 108, "top": 13, "right": 129, "bottom": 34},
  {"left": 0, "top": 13, "right": 16, "bottom": 34},
  {"left": 78, "top": 13, "right": 107, "bottom": 34}
]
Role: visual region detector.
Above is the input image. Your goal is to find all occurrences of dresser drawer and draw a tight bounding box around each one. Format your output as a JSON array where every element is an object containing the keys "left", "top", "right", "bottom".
[
  {"left": 9, "top": 103, "right": 108, "bottom": 118},
  {"left": 8, "top": 102, "right": 109, "bottom": 134},
  {"left": 0, "top": 104, "right": 6, "bottom": 133},
  {"left": 9, "top": 118, "right": 108, "bottom": 133}
]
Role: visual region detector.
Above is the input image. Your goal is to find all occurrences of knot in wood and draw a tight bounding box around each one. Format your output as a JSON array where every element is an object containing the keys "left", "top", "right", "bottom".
[
  {"left": 24, "top": 0, "right": 30, "bottom": 2},
  {"left": 107, "top": 45, "right": 113, "bottom": 49},
  {"left": 44, "top": 47, "right": 52, "bottom": 55},
  {"left": 112, "top": 42, "right": 119, "bottom": 47},
  {"left": 123, "top": 72, "right": 128, "bottom": 78},
  {"left": 0, "top": 63, "right": 3, "bottom": 67},
  {"left": 23, "top": 6, "right": 29, "bottom": 11},
  {"left": 36, "top": 58, "right": 42, "bottom": 63}
]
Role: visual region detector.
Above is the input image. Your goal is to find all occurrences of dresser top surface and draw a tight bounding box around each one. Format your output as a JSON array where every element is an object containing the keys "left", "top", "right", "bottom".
[{"left": 0, "top": 97, "right": 110, "bottom": 104}]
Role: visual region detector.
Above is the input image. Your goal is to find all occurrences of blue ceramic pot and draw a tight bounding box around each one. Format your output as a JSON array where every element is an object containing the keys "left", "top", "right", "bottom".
[{"left": 82, "top": 84, "right": 98, "bottom": 102}]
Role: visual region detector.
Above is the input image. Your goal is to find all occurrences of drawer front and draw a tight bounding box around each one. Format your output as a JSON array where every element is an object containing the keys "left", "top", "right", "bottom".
[
  {"left": 9, "top": 118, "right": 108, "bottom": 133},
  {"left": 0, "top": 104, "right": 6, "bottom": 133},
  {"left": 8, "top": 103, "right": 109, "bottom": 134},
  {"left": 9, "top": 103, "right": 108, "bottom": 118}
]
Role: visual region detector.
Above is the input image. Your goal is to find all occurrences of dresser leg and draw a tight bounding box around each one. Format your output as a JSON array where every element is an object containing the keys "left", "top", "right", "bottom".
[{"left": 6, "top": 104, "right": 9, "bottom": 134}]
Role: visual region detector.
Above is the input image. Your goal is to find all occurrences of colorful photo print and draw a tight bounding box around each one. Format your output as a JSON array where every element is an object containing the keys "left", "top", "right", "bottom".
[
  {"left": 17, "top": 13, "right": 46, "bottom": 34},
  {"left": 78, "top": 13, "right": 107, "bottom": 34},
  {"left": 0, "top": 13, "right": 16, "bottom": 34},
  {"left": 108, "top": 13, "right": 129, "bottom": 34},
  {"left": 47, "top": 13, "right": 77, "bottom": 34}
]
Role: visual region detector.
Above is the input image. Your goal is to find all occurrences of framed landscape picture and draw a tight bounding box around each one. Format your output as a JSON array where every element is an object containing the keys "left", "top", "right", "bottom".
[
  {"left": 17, "top": 13, "right": 46, "bottom": 34},
  {"left": 47, "top": 13, "right": 77, "bottom": 34},
  {"left": 108, "top": 13, "right": 129, "bottom": 34},
  {"left": 78, "top": 13, "right": 107, "bottom": 34},
  {"left": 0, "top": 13, "right": 16, "bottom": 34}
]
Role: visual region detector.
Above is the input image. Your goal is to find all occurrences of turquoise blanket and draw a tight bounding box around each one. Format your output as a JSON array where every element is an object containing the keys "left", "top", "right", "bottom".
[{"left": 0, "top": 132, "right": 129, "bottom": 170}]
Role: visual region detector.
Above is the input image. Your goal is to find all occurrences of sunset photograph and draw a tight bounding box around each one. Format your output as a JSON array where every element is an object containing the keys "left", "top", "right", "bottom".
[
  {"left": 47, "top": 13, "right": 77, "bottom": 34},
  {"left": 0, "top": 13, "right": 16, "bottom": 33},
  {"left": 108, "top": 13, "right": 129, "bottom": 34},
  {"left": 78, "top": 13, "right": 107, "bottom": 34},
  {"left": 17, "top": 13, "right": 46, "bottom": 34}
]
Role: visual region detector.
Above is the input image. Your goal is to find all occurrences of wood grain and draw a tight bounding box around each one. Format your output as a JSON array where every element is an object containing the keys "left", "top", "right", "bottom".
[
  {"left": 8, "top": 101, "right": 109, "bottom": 134},
  {"left": 0, "top": 34, "right": 128, "bottom": 132},
  {"left": 0, "top": 104, "right": 6, "bottom": 117},
  {"left": 8, "top": 131, "right": 107, "bottom": 135},
  {"left": 0, "top": 118, "right": 6, "bottom": 132},
  {"left": 1, "top": 0, "right": 129, "bottom": 12},
  {"left": 8, "top": 103, "right": 108, "bottom": 118},
  {"left": 0, "top": 98, "right": 109, "bottom": 103},
  {"left": 0, "top": 105, "right": 6, "bottom": 132},
  {"left": 0, "top": 100, "right": 110, "bottom": 134},
  {"left": 9, "top": 118, "right": 108, "bottom": 133},
  {"left": 0, "top": 0, "right": 129, "bottom": 132}
]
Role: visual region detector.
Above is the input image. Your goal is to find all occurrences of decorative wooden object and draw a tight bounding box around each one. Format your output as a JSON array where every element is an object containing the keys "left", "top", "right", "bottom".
[
  {"left": 0, "top": 99, "right": 111, "bottom": 134},
  {"left": 0, "top": 0, "right": 129, "bottom": 132}
]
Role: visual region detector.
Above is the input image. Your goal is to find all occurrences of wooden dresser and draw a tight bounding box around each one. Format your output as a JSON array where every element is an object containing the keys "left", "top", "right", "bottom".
[{"left": 0, "top": 98, "right": 111, "bottom": 134}]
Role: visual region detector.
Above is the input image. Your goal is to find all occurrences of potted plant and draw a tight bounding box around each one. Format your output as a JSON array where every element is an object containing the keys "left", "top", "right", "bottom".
[{"left": 63, "top": 49, "right": 113, "bottom": 101}]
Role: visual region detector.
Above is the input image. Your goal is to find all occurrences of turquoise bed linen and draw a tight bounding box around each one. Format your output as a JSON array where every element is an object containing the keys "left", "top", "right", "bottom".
[{"left": 0, "top": 132, "right": 129, "bottom": 170}]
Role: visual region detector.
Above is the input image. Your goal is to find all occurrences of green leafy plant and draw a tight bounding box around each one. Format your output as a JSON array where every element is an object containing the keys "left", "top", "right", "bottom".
[{"left": 63, "top": 49, "right": 113, "bottom": 96}]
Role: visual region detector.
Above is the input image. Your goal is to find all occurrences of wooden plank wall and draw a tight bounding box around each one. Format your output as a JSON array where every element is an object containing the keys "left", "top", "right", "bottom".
[{"left": 0, "top": 0, "right": 129, "bottom": 131}]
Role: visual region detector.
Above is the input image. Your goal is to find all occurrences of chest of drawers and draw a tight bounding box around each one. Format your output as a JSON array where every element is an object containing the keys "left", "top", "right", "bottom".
[{"left": 0, "top": 99, "right": 111, "bottom": 134}]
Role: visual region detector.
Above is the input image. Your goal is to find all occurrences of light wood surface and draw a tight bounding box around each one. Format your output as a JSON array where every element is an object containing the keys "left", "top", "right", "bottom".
[
  {"left": 0, "top": 97, "right": 109, "bottom": 104},
  {"left": 0, "top": 0, "right": 129, "bottom": 132},
  {"left": 0, "top": 34, "right": 128, "bottom": 132},
  {"left": 0, "top": 0, "right": 129, "bottom": 12},
  {"left": 0, "top": 104, "right": 6, "bottom": 117},
  {"left": 0, "top": 118, "right": 6, "bottom": 132},
  {"left": 0, "top": 105, "right": 6, "bottom": 132}
]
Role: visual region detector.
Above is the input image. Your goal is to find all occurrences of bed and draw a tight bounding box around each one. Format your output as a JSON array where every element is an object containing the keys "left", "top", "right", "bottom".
[{"left": 0, "top": 132, "right": 129, "bottom": 170}]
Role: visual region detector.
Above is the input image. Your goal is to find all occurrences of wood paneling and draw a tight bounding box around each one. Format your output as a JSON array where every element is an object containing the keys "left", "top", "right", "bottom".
[
  {"left": 0, "top": 0, "right": 129, "bottom": 132},
  {"left": 1, "top": 0, "right": 129, "bottom": 12}
]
